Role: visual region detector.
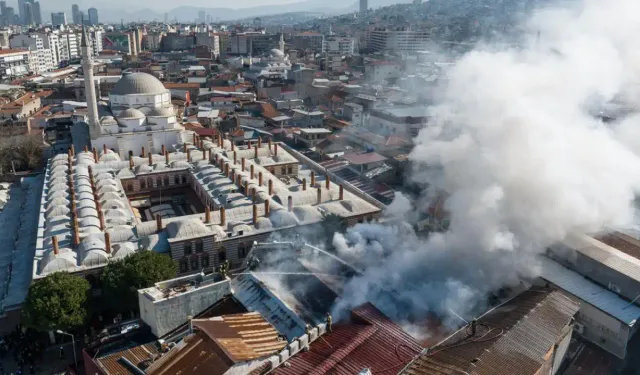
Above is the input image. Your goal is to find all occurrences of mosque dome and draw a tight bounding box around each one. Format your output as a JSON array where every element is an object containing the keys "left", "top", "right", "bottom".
[
  {"left": 118, "top": 108, "right": 146, "bottom": 119},
  {"left": 111, "top": 72, "right": 168, "bottom": 96},
  {"left": 269, "top": 49, "right": 285, "bottom": 57}
]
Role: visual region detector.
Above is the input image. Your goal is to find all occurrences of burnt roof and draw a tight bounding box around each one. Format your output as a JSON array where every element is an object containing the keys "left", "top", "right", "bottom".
[
  {"left": 596, "top": 232, "right": 640, "bottom": 260},
  {"left": 401, "top": 289, "right": 579, "bottom": 375},
  {"left": 271, "top": 303, "right": 423, "bottom": 374}
]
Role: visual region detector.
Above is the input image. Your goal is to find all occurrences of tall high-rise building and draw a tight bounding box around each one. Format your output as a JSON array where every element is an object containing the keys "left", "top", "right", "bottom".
[
  {"left": 17, "top": 0, "right": 25, "bottom": 24},
  {"left": 198, "top": 10, "right": 205, "bottom": 23},
  {"left": 51, "top": 12, "right": 66, "bottom": 26},
  {"left": 72, "top": 4, "right": 80, "bottom": 25},
  {"left": 31, "top": 1, "right": 41, "bottom": 24},
  {"left": 359, "top": 0, "right": 368, "bottom": 14},
  {"left": 88, "top": 8, "right": 98, "bottom": 25}
]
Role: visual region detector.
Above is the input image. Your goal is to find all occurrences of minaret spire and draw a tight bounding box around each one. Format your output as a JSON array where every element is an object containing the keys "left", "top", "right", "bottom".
[
  {"left": 279, "top": 33, "right": 285, "bottom": 53},
  {"left": 81, "top": 25, "right": 101, "bottom": 140}
]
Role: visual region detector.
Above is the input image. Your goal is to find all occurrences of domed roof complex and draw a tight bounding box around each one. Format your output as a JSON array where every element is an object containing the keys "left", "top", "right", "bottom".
[
  {"left": 111, "top": 72, "right": 168, "bottom": 96},
  {"left": 269, "top": 48, "right": 285, "bottom": 57},
  {"left": 148, "top": 107, "right": 175, "bottom": 117}
]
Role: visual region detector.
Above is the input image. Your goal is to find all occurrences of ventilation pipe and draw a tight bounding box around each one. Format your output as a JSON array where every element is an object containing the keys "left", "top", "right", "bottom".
[
  {"left": 268, "top": 179, "right": 273, "bottom": 195},
  {"left": 264, "top": 199, "right": 270, "bottom": 216},
  {"left": 274, "top": 144, "right": 278, "bottom": 157},
  {"left": 148, "top": 152, "right": 153, "bottom": 166},
  {"left": 339, "top": 184, "right": 344, "bottom": 200},
  {"left": 73, "top": 214, "right": 80, "bottom": 247},
  {"left": 241, "top": 157, "right": 246, "bottom": 172},
  {"left": 205, "top": 206, "right": 211, "bottom": 224},
  {"left": 258, "top": 137, "right": 262, "bottom": 148},
  {"left": 254, "top": 145, "right": 258, "bottom": 159},
  {"left": 103, "top": 144, "right": 107, "bottom": 155},
  {"left": 187, "top": 148, "right": 191, "bottom": 162},
  {"left": 99, "top": 209, "right": 105, "bottom": 231},
  {"left": 250, "top": 165, "right": 255, "bottom": 179},
  {"left": 141, "top": 146, "right": 145, "bottom": 158},
  {"left": 317, "top": 188, "right": 322, "bottom": 205},
  {"left": 288, "top": 196, "right": 293, "bottom": 212},
  {"left": 92, "top": 147, "right": 98, "bottom": 161},
  {"left": 165, "top": 150, "right": 170, "bottom": 165},
  {"left": 253, "top": 204, "right": 258, "bottom": 224},
  {"left": 311, "top": 172, "right": 315, "bottom": 186},
  {"left": 268, "top": 138, "right": 272, "bottom": 150},
  {"left": 161, "top": 144, "right": 166, "bottom": 155},
  {"left": 156, "top": 214, "right": 162, "bottom": 233},
  {"left": 129, "top": 157, "right": 134, "bottom": 170},
  {"left": 302, "top": 178, "right": 307, "bottom": 191},
  {"left": 258, "top": 171, "right": 263, "bottom": 186},
  {"left": 220, "top": 207, "right": 226, "bottom": 227}
]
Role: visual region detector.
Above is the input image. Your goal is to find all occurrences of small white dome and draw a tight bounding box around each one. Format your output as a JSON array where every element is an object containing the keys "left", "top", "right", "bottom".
[
  {"left": 118, "top": 108, "right": 146, "bottom": 119},
  {"left": 166, "top": 219, "right": 211, "bottom": 239}
]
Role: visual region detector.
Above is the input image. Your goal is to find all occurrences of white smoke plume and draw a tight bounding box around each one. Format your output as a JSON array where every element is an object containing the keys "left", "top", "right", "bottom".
[{"left": 330, "top": 0, "right": 640, "bottom": 330}]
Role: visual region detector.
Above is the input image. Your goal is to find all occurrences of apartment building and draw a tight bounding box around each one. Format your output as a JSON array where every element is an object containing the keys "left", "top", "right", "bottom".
[{"left": 368, "top": 28, "right": 430, "bottom": 53}]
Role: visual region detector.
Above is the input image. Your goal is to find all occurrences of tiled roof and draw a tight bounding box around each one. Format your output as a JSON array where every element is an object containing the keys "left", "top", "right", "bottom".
[
  {"left": 272, "top": 303, "right": 422, "bottom": 375},
  {"left": 401, "top": 289, "right": 579, "bottom": 375}
]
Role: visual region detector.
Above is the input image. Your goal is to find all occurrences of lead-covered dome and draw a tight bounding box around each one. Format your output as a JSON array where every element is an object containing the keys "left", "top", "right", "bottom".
[
  {"left": 111, "top": 72, "right": 168, "bottom": 96},
  {"left": 118, "top": 108, "right": 145, "bottom": 119}
]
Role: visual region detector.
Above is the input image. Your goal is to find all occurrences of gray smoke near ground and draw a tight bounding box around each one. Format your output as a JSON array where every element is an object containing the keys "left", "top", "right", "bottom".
[{"left": 329, "top": 0, "right": 640, "bottom": 332}]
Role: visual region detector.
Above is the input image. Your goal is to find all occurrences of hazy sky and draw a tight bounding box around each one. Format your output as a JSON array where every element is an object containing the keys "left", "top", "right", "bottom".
[{"left": 31, "top": 0, "right": 307, "bottom": 11}]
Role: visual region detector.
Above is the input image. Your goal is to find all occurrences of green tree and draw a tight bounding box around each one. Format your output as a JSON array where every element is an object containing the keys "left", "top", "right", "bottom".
[
  {"left": 22, "top": 272, "right": 90, "bottom": 332},
  {"left": 101, "top": 251, "right": 177, "bottom": 311}
]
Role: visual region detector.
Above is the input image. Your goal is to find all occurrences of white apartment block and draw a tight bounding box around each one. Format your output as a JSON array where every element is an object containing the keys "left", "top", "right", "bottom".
[
  {"left": 91, "top": 29, "right": 103, "bottom": 56},
  {"left": 9, "top": 33, "right": 55, "bottom": 73},
  {"left": 368, "top": 28, "right": 429, "bottom": 53},
  {"left": 58, "top": 32, "right": 80, "bottom": 61},
  {"left": 0, "top": 49, "right": 31, "bottom": 78},
  {"left": 323, "top": 36, "right": 355, "bottom": 56}
]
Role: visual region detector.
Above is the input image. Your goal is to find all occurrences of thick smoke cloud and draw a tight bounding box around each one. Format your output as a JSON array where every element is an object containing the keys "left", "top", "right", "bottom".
[{"left": 330, "top": 0, "right": 640, "bottom": 330}]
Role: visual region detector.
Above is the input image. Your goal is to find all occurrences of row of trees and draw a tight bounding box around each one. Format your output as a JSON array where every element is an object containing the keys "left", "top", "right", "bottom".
[{"left": 21, "top": 251, "right": 177, "bottom": 332}]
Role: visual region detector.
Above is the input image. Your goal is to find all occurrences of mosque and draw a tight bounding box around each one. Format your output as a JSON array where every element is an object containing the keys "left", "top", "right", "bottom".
[{"left": 75, "top": 27, "right": 184, "bottom": 160}]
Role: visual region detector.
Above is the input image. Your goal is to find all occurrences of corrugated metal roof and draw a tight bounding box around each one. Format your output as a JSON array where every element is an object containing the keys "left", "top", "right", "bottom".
[
  {"left": 538, "top": 256, "right": 640, "bottom": 326},
  {"left": 272, "top": 303, "right": 422, "bottom": 375},
  {"left": 401, "top": 288, "right": 579, "bottom": 375},
  {"left": 97, "top": 343, "right": 160, "bottom": 375},
  {"left": 193, "top": 312, "right": 287, "bottom": 362},
  {"left": 562, "top": 234, "right": 640, "bottom": 283}
]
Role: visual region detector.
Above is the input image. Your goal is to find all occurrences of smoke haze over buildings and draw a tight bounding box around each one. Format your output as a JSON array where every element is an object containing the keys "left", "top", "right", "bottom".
[{"left": 327, "top": 0, "right": 640, "bottom": 332}]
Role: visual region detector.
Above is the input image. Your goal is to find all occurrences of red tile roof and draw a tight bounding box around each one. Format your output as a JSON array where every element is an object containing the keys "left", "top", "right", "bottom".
[
  {"left": 194, "top": 128, "right": 220, "bottom": 137},
  {"left": 0, "top": 48, "right": 29, "bottom": 55},
  {"left": 272, "top": 303, "right": 422, "bottom": 375}
]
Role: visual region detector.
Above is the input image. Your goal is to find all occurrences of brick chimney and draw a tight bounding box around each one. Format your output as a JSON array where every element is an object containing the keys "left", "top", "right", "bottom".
[
  {"left": 183, "top": 143, "right": 188, "bottom": 153},
  {"left": 252, "top": 204, "right": 257, "bottom": 225},
  {"left": 70, "top": 144, "right": 75, "bottom": 156},
  {"left": 103, "top": 144, "right": 107, "bottom": 155},
  {"left": 339, "top": 184, "right": 344, "bottom": 200},
  {"left": 243, "top": 181, "right": 248, "bottom": 196},
  {"left": 165, "top": 150, "right": 170, "bottom": 165},
  {"left": 231, "top": 142, "right": 235, "bottom": 152},
  {"left": 288, "top": 196, "right": 293, "bottom": 212},
  {"left": 258, "top": 137, "right": 262, "bottom": 148},
  {"left": 92, "top": 147, "right": 98, "bottom": 161},
  {"left": 264, "top": 199, "right": 270, "bottom": 216},
  {"left": 156, "top": 214, "right": 162, "bottom": 232},
  {"left": 302, "top": 178, "right": 307, "bottom": 191},
  {"left": 220, "top": 207, "right": 226, "bottom": 227},
  {"left": 73, "top": 213, "right": 80, "bottom": 247},
  {"left": 230, "top": 168, "right": 236, "bottom": 182},
  {"left": 317, "top": 187, "right": 322, "bottom": 205},
  {"left": 104, "top": 232, "right": 111, "bottom": 254},
  {"left": 248, "top": 140, "right": 252, "bottom": 149},
  {"left": 148, "top": 152, "right": 153, "bottom": 166},
  {"left": 251, "top": 188, "right": 256, "bottom": 203},
  {"left": 254, "top": 145, "right": 258, "bottom": 159},
  {"left": 225, "top": 163, "right": 229, "bottom": 177},
  {"left": 258, "top": 171, "right": 263, "bottom": 186},
  {"left": 311, "top": 171, "right": 315, "bottom": 186},
  {"left": 187, "top": 148, "right": 192, "bottom": 162},
  {"left": 129, "top": 157, "right": 134, "bottom": 170},
  {"left": 202, "top": 149, "right": 206, "bottom": 160},
  {"left": 161, "top": 144, "right": 166, "bottom": 155},
  {"left": 205, "top": 206, "right": 211, "bottom": 224},
  {"left": 233, "top": 150, "right": 237, "bottom": 164},
  {"left": 192, "top": 133, "right": 197, "bottom": 145},
  {"left": 52, "top": 236, "right": 59, "bottom": 255},
  {"left": 241, "top": 157, "right": 245, "bottom": 172},
  {"left": 141, "top": 146, "right": 145, "bottom": 158},
  {"left": 274, "top": 144, "right": 278, "bottom": 157},
  {"left": 326, "top": 175, "right": 330, "bottom": 189},
  {"left": 250, "top": 164, "right": 255, "bottom": 179},
  {"left": 268, "top": 138, "right": 272, "bottom": 150},
  {"left": 268, "top": 179, "right": 273, "bottom": 195},
  {"left": 98, "top": 209, "right": 105, "bottom": 230}
]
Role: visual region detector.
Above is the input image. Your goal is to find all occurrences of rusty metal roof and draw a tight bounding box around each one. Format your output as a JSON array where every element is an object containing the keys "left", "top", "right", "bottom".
[
  {"left": 272, "top": 303, "right": 423, "bottom": 375},
  {"left": 401, "top": 289, "right": 579, "bottom": 375},
  {"left": 97, "top": 342, "right": 160, "bottom": 375},
  {"left": 193, "top": 312, "right": 287, "bottom": 362},
  {"left": 145, "top": 312, "right": 286, "bottom": 375}
]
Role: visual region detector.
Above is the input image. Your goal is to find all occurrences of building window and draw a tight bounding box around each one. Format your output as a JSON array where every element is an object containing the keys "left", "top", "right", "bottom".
[
  {"left": 202, "top": 253, "right": 210, "bottom": 268},
  {"left": 195, "top": 241, "right": 203, "bottom": 253},
  {"left": 218, "top": 247, "right": 227, "bottom": 263},
  {"left": 190, "top": 257, "right": 199, "bottom": 270},
  {"left": 164, "top": 176, "right": 170, "bottom": 187},
  {"left": 156, "top": 177, "right": 162, "bottom": 187},
  {"left": 181, "top": 175, "right": 187, "bottom": 184},
  {"left": 180, "top": 259, "right": 188, "bottom": 273},
  {"left": 281, "top": 166, "right": 286, "bottom": 175},
  {"left": 147, "top": 178, "right": 153, "bottom": 188},
  {"left": 287, "top": 166, "right": 293, "bottom": 174},
  {"left": 238, "top": 242, "right": 248, "bottom": 259},
  {"left": 184, "top": 243, "right": 192, "bottom": 255},
  {"left": 140, "top": 179, "right": 146, "bottom": 189},
  {"left": 175, "top": 175, "right": 180, "bottom": 185}
]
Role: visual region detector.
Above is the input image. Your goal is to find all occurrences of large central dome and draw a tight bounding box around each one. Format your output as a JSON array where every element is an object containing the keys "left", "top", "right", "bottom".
[{"left": 111, "top": 72, "right": 168, "bottom": 96}]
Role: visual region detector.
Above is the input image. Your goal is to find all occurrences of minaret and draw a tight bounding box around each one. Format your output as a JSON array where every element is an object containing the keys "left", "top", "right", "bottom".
[
  {"left": 279, "top": 33, "right": 285, "bottom": 53},
  {"left": 81, "top": 26, "right": 101, "bottom": 140}
]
